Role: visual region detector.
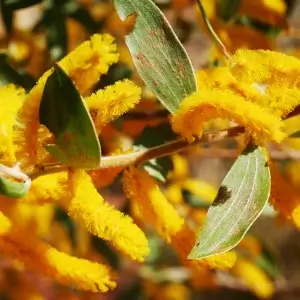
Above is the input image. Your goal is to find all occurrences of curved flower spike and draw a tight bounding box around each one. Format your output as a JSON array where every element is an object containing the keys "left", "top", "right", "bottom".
[
  {"left": 0, "top": 212, "right": 116, "bottom": 292},
  {"left": 0, "top": 85, "right": 25, "bottom": 165},
  {"left": 67, "top": 169, "right": 149, "bottom": 262},
  {"left": 230, "top": 49, "right": 300, "bottom": 85},
  {"left": 85, "top": 79, "right": 141, "bottom": 133},
  {"left": 171, "top": 89, "right": 285, "bottom": 145}
]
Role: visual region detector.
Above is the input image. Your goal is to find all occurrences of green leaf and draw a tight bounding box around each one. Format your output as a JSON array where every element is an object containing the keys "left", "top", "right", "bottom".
[
  {"left": 0, "top": 53, "right": 28, "bottom": 88},
  {"left": 39, "top": 64, "right": 101, "bottom": 169},
  {"left": 3, "top": 0, "right": 42, "bottom": 10},
  {"left": 113, "top": 0, "right": 197, "bottom": 113},
  {"left": 189, "top": 145, "right": 271, "bottom": 259},
  {"left": 217, "top": 0, "right": 241, "bottom": 21},
  {"left": 134, "top": 125, "right": 175, "bottom": 182}
]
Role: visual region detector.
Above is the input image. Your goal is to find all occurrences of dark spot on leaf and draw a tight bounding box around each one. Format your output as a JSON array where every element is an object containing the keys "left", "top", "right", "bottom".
[
  {"left": 241, "top": 144, "right": 258, "bottom": 156},
  {"left": 212, "top": 185, "right": 232, "bottom": 206}
]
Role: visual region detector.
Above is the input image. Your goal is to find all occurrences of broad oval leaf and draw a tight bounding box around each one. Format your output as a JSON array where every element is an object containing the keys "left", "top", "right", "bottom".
[
  {"left": 188, "top": 145, "right": 271, "bottom": 259},
  {"left": 39, "top": 64, "right": 101, "bottom": 169},
  {"left": 113, "top": 0, "right": 197, "bottom": 113}
]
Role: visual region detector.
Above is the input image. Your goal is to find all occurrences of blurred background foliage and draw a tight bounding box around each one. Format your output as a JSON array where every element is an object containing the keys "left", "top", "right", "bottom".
[{"left": 1, "top": 0, "right": 300, "bottom": 299}]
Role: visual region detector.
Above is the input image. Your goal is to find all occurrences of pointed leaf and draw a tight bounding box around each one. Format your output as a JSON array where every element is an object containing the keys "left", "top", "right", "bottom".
[
  {"left": 113, "top": 0, "right": 197, "bottom": 113},
  {"left": 189, "top": 146, "right": 271, "bottom": 259},
  {"left": 39, "top": 64, "right": 101, "bottom": 169}
]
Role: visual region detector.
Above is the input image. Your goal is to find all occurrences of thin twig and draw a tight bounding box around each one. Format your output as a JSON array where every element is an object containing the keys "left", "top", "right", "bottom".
[
  {"left": 196, "top": 0, "right": 231, "bottom": 59},
  {"left": 28, "top": 126, "right": 245, "bottom": 179}
]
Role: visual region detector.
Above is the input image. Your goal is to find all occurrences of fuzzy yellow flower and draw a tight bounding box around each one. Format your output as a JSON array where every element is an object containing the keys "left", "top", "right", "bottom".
[
  {"left": 21, "top": 172, "right": 68, "bottom": 205},
  {"left": 67, "top": 169, "right": 149, "bottom": 262},
  {"left": 0, "top": 211, "right": 116, "bottom": 292},
  {"left": 85, "top": 79, "right": 141, "bottom": 133},
  {"left": 230, "top": 49, "right": 300, "bottom": 86},
  {"left": 171, "top": 89, "right": 284, "bottom": 144},
  {"left": 13, "top": 34, "right": 119, "bottom": 171},
  {"left": 0, "top": 85, "right": 25, "bottom": 165}
]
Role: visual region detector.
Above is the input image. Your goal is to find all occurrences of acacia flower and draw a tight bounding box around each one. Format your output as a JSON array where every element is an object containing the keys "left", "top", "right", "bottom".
[
  {"left": 13, "top": 34, "right": 119, "bottom": 171},
  {"left": 67, "top": 169, "right": 149, "bottom": 262},
  {"left": 171, "top": 89, "right": 284, "bottom": 144},
  {"left": 0, "top": 211, "right": 116, "bottom": 292},
  {"left": 85, "top": 79, "right": 141, "bottom": 133},
  {"left": 21, "top": 172, "right": 68, "bottom": 205},
  {"left": 0, "top": 85, "right": 25, "bottom": 165},
  {"left": 230, "top": 49, "right": 300, "bottom": 86}
]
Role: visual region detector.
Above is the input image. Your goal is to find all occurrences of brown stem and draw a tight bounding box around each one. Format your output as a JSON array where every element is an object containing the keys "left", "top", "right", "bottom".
[{"left": 28, "top": 126, "right": 245, "bottom": 179}]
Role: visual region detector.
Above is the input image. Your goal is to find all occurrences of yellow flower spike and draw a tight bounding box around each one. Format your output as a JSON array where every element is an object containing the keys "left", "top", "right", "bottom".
[
  {"left": 171, "top": 224, "right": 236, "bottom": 270},
  {"left": 239, "top": 0, "right": 287, "bottom": 27},
  {"left": 171, "top": 90, "right": 285, "bottom": 144},
  {"left": 22, "top": 172, "right": 69, "bottom": 206},
  {"left": 0, "top": 85, "right": 25, "bottom": 165},
  {"left": 67, "top": 169, "right": 149, "bottom": 262},
  {"left": 85, "top": 79, "right": 141, "bottom": 133},
  {"left": 123, "top": 166, "right": 184, "bottom": 243},
  {"left": 269, "top": 162, "right": 300, "bottom": 229},
  {"left": 14, "top": 34, "right": 119, "bottom": 170},
  {"left": 0, "top": 212, "right": 116, "bottom": 292},
  {"left": 264, "top": 84, "right": 300, "bottom": 118},
  {"left": 230, "top": 49, "right": 300, "bottom": 85},
  {"left": 232, "top": 258, "right": 273, "bottom": 299}
]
